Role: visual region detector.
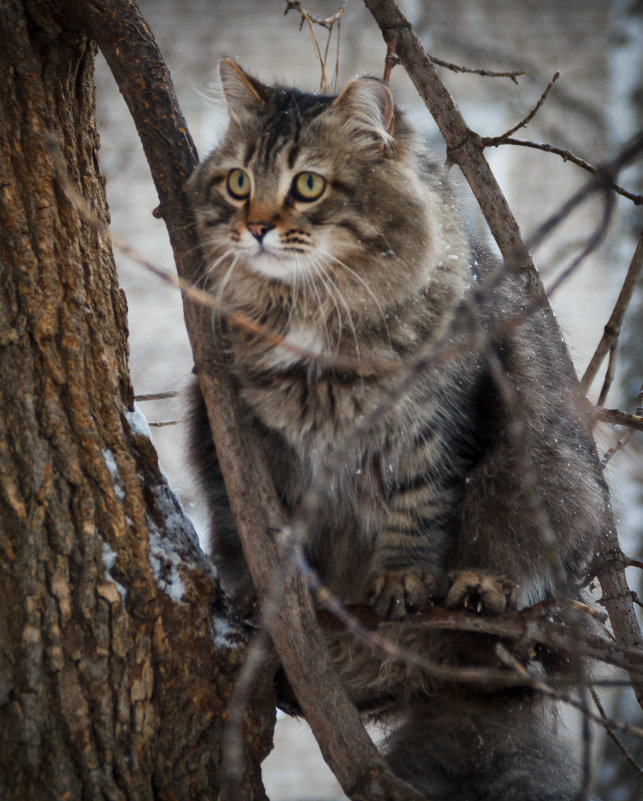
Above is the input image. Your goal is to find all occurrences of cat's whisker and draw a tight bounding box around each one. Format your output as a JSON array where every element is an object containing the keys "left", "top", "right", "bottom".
[
  {"left": 315, "top": 252, "right": 365, "bottom": 361},
  {"left": 285, "top": 276, "right": 298, "bottom": 330},
  {"left": 205, "top": 247, "right": 237, "bottom": 279},
  {"left": 212, "top": 252, "right": 240, "bottom": 336},
  {"left": 216, "top": 253, "right": 240, "bottom": 304},
  {"left": 307, "top": 253, "right": 344, "bottom": 357},
  {"left": 318, "top": 247, "right": 392, "bottom": 349},
  {"left": 299, "top": 253, "right": 333, "bottom": 352},
  {"left": 309, "top": 253, "right": 363, "bottom": 364}
]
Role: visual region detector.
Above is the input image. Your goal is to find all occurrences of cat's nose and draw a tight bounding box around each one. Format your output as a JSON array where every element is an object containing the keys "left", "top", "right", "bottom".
[{"left": 247, "top": 221, "right": 274, "bottom": 243}]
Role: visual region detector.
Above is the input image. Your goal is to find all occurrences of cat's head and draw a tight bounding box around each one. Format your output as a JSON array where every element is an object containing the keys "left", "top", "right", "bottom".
[{"left": 188, "top": 60, "right": 446, "bottom": 307}]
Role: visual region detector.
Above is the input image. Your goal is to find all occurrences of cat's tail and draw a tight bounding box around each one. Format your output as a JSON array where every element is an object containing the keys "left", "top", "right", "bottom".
[{"left": 383, "top": 690, "right": 580, "bottom": 801}]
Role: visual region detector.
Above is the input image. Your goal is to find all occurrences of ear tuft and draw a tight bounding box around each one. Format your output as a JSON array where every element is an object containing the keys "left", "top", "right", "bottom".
[
  {"left": 219, "top": 58, "right": 269, "bottom": 119},
  {"left": 333, "top": 77, "right": 396, "bottom": 147}
]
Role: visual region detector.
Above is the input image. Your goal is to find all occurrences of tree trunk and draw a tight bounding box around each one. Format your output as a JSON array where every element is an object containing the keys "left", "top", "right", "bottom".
[{"left": 0, "top": 2, "right": 274, "bottom": 799}]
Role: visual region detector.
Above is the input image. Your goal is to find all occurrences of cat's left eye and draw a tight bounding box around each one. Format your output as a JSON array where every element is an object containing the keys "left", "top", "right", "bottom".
[
  {"left": 292, "top": 172, "right": 326, "bottom": 202},
  {"left": 227, "top": 168, "right": 251, "bottom": 200}
]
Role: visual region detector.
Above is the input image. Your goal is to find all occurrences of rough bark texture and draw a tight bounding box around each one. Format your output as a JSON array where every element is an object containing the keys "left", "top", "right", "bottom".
[{"left": 0, "top": 2, "right": 273, "bottom": 799}]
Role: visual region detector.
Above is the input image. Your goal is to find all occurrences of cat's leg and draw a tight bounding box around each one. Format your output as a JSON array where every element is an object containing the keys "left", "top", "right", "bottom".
[
  {"left": 363, "top": 474, "right": 460, "bottom": 619},
  {"left": 366, "top": 568, "right": 445, "bottom": 619},
  {"left": 444, "top": 569, "right": 516, "bottom": 614}
]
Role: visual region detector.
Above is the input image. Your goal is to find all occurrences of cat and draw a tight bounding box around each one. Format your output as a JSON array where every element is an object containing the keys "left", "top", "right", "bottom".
[{"left": 186, "top": 58, "right": 611, "bottom": 800}]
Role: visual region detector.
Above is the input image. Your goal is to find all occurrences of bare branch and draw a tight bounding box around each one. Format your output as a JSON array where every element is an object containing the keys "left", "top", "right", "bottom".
[
  {"left": 284, "top": 0, "right": 346, "bottom": 92},
  {"left": 482, "top": 71, "right": 560, "bottom": 145},
  {"left": 597, "top": 342, "right": 619, "bottom": 408},
  {"left": 591, "top": 688, "right": 643, "bottom": 776},
  {"left": 134, "top": 391, "right": 178, "bottom": 402},
  {"left": 363, "top": 0, "right": 533, "bottom": 273},
  {"left": 598, "top": 380, "right": 643, "bottom": 464},
  {"left": 314, "top": 597, "right": 643, "bottom": 683},
  {"left": 427, "top": 53, "right": 525, "bottom": 83},
  {"left": 594, "top": 407, "right": 643, "bottom": 434},
  {"left": 495, "top": 645, "right": 643, "bottom": 742},
  {"left": 581, "top": 230, "right": 643, "bottom": 394},
  {"left": 483, "top": 137, "right": 642, "bottom": 205},
  {"left": 362, "top": 0, "right": 643, "bottom": 710}
]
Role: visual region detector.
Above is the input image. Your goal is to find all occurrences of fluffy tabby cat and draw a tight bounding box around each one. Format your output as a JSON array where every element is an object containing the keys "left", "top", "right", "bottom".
[{"left": 187, "top": 59, "right": 611, "bottom": 800}]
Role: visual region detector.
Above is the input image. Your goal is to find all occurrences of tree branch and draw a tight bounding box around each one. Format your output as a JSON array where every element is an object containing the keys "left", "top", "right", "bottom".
[
  {"left": 594, "top": 407, "right": 643, "bottom": 434},
  {"left": 363, "top": 0, "right": 643, "bottom": 707},
  {"left": 580, "top": 229, "right": 643, "bottom": 394},
  {"left": 363, "top": 0, "right": 533, "bottom": 275},
  {"left": 316, "top": 602, "right": 643, "bottom": 684},
  {"left": 482, "top": 71, "right": 560, "bottom": 145},
  {"left": 483, "top": 138, "right": 642, "bottom": 205},
  {"left": 67, "top": 0, "right": 423, "bottom": 797}
]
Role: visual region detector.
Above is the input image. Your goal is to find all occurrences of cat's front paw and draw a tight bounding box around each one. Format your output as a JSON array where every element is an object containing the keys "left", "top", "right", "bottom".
[
  {"left": 366, "top": 570, "right": 444, "bottom": 620},
  {"left": 445, "top": 570, "right": 516, "bottom": 615}
]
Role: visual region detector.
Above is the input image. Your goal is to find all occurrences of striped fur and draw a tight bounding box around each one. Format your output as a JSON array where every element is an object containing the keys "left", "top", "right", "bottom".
[{"left": 187, "top": 60, "right": 611, "bottom": 799}]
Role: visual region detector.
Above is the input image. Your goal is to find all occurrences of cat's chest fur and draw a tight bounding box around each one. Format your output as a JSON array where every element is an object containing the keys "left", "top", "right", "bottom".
[{"left": 225, "top": 285, "right": 471, "bottom": 473}]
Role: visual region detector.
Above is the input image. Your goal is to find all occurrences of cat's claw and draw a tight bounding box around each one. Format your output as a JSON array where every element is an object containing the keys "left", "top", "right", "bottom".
[
  {"left": 445, "top": 570, "right": 516, "bottom": 615},
  {"left": 366, "top": 570, "right": 443, "bottom": 620}
]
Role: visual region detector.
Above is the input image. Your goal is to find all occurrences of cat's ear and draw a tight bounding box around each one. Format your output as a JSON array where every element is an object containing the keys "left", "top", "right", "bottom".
[
  {"left": 219, "top": 58, "right": 269, "bottom": 119},
  {"left": 332, "top": 77, "right": 396, "bottom": 150}
]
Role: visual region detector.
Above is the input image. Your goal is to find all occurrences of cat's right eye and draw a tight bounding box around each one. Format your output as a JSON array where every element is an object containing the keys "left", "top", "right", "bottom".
[{"left": 226, "top": 168, "right": 251, "bottom": 200}]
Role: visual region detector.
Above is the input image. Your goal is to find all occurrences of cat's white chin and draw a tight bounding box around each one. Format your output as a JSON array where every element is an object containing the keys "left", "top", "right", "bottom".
[{"left": 247, "top": 251, "right": 299, "bottom": 281}]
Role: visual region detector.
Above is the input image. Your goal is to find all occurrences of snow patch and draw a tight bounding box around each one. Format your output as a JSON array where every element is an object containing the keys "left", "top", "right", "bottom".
[
  {"left": 145, "top": 479, "right": 206, "bottom": 602},
  {"left": 126, "top": 403, "right": 153, "bottom": 440},
  {"left": 102, "top": 449, "right": 125, "bottom": 500},
  {"left": 101, "top": 541, "right": 127, "bottom": 601},
  {"left": 213, "top": 615, "right": 244, "bottom": 650},
  {"left": 148, "top": 530, "right": 186, "bottom": 602}
]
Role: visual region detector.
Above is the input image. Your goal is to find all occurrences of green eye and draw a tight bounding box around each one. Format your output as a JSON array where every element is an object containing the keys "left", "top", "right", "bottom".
[
  {"left": 293, "top": 172, "right": 326, "bottom": 202},
  {"left": 226, "top": 168, "right": 251, "bottom": 199}
]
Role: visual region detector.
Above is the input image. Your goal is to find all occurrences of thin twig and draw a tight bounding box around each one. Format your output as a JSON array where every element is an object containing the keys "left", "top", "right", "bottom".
[
  {"left": 591, "top": 687, "right": 643, "bottom": 775},
  {"left": 429, "top": 53, "right": 525, "bottom": 83},
  {"left": 483, "top": 71, "right": 560, "bottom": 146},
  {"left": 134, "top": 391, "right": 177, "bottom": 402},
  {"left": 594, "top": 407, "right": 643, "bottom": 433},
  {"left": 545, "top": 184, "right": 616, "bottom": 298},
  {"left": 495, "top": 644, "right": 643, "bottom": 741},
  {"left": 581, "top": 230, "right": 643, "bottom": 394},
  {"left": 284, "top": 0, "right": 346, "bottom": 92},
  {"left": 284, "top": 0, "right": 346, "bottom": 28},
  {"left": 382, "top": 29, "right": 399, "bottom": 83},
  {"left": 483, "top": 137, "right": 642, "bottom": 205},
  {"left": 602, "top": 430, "right": 635, "bottom": 465},
  {"left": 601, "top": 379, "right": 643, "bottom": 462},
  {"left": 597, "top": 342, "right": 619, "bottom": 407}
]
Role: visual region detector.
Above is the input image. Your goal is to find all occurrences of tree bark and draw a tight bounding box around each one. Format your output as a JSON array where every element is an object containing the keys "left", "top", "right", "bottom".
[{"left": 0, "top": 2, "right": 273, "bottom": 799}]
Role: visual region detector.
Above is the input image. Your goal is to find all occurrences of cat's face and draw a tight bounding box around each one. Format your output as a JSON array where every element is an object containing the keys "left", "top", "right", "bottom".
[{"left": 188, "top": 60, "right": 442, "bottom": 311}]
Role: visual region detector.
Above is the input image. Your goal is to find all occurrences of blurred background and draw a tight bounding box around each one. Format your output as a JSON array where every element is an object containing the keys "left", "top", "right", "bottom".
[{"left": 94, "top": 1, "right": 642, "bottom": 798}]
